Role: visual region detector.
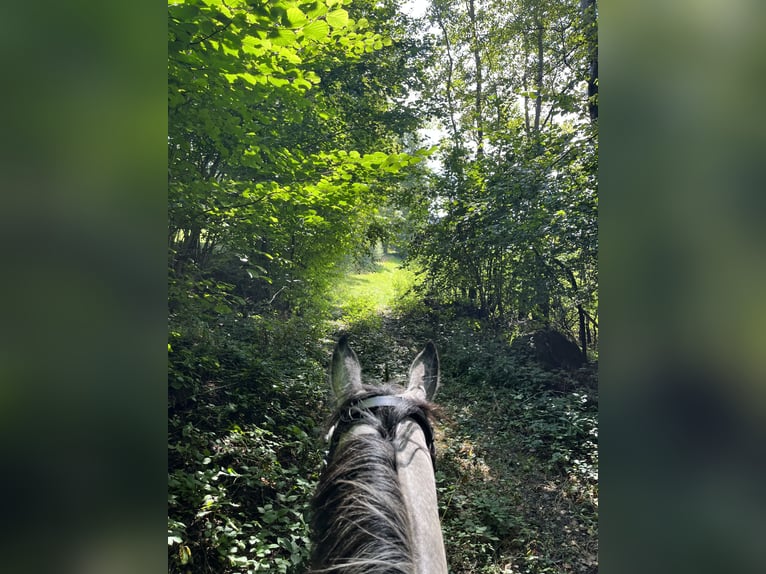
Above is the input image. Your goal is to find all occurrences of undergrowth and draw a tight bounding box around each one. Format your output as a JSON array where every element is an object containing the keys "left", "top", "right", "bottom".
[
  {"left": 168, "top": 312, "right": 329, "bottom": 573},
  {"left": 168, "top": 258, "right": 598, "bottom": 574},
  {"left": 383, "top": 308, "right": 599, "bottom": 574}
]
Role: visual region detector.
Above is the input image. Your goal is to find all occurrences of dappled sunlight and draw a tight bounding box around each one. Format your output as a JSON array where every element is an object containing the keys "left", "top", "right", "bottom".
[
  {"left": 437, "top": 426, "right": 494, "bottom": 482},
  {"left": 331, "top": 254, "right": 421, "bottom": 318},
  {"left": 430, "top": 338, "right": 598, "bottom": 574}
]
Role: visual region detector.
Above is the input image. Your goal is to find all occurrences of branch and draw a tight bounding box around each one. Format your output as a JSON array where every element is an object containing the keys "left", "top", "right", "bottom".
[
  {"left": 547, "top": 133, "right": 597, "bottom": 170},
  {"left": 190, "top": 18, "right": 233, "bottom": 46},
  {"left": 268, "top": 286, "right": 287, "bottom": 306}
]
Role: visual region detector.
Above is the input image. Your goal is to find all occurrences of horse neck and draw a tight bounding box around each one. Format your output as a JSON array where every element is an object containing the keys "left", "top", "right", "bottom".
[{"left": 395, "top": 420, "right": 448, "bottom": 574}]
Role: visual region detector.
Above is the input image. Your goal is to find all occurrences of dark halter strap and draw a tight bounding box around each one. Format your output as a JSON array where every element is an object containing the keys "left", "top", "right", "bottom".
[{"left": 325, "top": 395, "right": 437, "bottom": 470}]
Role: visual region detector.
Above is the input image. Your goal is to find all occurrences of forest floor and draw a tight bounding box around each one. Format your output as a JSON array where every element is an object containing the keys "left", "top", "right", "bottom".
[
  {"left": 329, "top": 257, "right": 599, "bottom": 574},
  {"left": 168, "top": 255, "right": 598, "bottom": 574}
]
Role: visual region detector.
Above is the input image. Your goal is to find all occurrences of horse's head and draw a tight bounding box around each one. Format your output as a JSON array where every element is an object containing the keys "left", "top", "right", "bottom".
[
  {"left": 310, "top": 336, "right": 448, "bottom": 574},
  {"left": 330, "top": 334, "right": 440, "bottom": 404}
]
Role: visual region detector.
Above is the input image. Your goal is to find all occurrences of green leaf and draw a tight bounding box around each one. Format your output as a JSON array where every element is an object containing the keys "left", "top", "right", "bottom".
[
  {"left": 305, "top": 2, "right": 328, "bottom": 18},
  {"left": 169, "top": 3, "right": 199, "bottom": 20},
  {"left": 293, "top": 78, "right": 312, "bottom": 90},
  {"left": 241, "top": 36, "right": 265, "bottom": 55},
  {"left": 242, "top": 73, "right": 259, "bottom": 85},
  {"left": 326, "top": 9, "right": 349, "bottom": 29},
  {"left": 303, "top": 19, "right": 329, "bottom": 40},
  {"left": 278, "top": 46, "right": 302, "bottom": 64},
  {"left": 268, "top": 76, "right": 290, "bottom": 88},
  {"left": 179, "top": 545, "right": 192, "bottom": 565},
  {"left": 286, "top": 7, "right": 307, "bottom": 27},
  {"left": 270, "top": 29, "right": 295, "bottom": 47}
]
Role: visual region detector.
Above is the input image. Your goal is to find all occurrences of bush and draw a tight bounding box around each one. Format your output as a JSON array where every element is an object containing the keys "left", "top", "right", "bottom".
[{"left": 168, "top": 310, "right": 328, "bottom": 574}]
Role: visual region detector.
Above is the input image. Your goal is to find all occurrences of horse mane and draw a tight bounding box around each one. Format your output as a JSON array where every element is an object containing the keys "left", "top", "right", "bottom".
[{"left": 309, "top": 385, "right": 436, "bottom": 574}]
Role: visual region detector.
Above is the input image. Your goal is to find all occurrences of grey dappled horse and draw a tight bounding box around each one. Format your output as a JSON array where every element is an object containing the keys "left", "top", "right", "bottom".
[{"left": 309, "top": 336, "right": 448, "bottom": 574}]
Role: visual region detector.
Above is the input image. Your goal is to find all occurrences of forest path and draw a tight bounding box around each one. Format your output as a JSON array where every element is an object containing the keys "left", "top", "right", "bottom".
[
  {"left": 330, "top": 253, "right": 417, "bottom": 317},
  {"left": 327, "top": 257, "right": 599, "bottom": 574}
]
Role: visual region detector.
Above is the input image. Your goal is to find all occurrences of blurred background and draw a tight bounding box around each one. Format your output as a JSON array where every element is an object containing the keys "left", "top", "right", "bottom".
[
  {"left": 0, "top": 1, "right": 167, "bottom": 573},
  {"left": 601, "top": 1, "right": 766, "bottom": 573}
]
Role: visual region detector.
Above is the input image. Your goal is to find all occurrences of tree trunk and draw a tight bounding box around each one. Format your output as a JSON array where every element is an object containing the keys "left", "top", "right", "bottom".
[
  {"left": 577, "top": 303, "right": 587, "bottom": 360},
  {"left": 533, "top": 19, "right": 544, "bottom": 136},
  {"left": 580, "top": 0, "right": 598, "bottom": 121},
  {"left": 434, "top": 11, "right": 461, "bottom": 148},
  {"left": 523, "top": 58, "right": 531, "bottom": 132},
  {"left": 465, "top": 0, "right": 484, "bottom": 158}
]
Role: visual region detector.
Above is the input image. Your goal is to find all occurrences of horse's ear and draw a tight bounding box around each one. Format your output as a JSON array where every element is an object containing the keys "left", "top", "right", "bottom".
[
  {"left": 406, "top": 341, "right": 440, "bottom": 400},
  {"left": 330, "top": 335, "right": 362, "bottom": 402}
]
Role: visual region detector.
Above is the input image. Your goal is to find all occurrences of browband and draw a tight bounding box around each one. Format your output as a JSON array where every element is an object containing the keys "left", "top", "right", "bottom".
[
  {"left": 355, "top": 395, "right": 413, "bottom": 410},
  {"left": 325, "top": 394, "right": 437, "bottom": 469}
]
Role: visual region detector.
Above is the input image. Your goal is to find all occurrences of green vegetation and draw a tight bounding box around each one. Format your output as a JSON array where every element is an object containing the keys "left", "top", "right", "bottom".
[
  {"left": 168, "top": 0, "right": 597, "bottom": 572},
  {"left": 330, "top": 253, "right": 420, "bottom": 318},
  {"left": 169, "top": 257, "right": 597, "bottom": 574}
]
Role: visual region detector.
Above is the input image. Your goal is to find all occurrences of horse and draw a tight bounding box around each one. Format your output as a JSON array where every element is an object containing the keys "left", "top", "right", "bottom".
[{"left": 309, "top": 335, "right": 448, "bottom": 574}]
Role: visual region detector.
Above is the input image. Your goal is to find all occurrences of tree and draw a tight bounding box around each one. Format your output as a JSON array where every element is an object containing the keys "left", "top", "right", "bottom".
[
  {"left": 168, "top": 0, "right": 431, "bottom": 317},
  {"left": 413, "top": 0, "right": 598, "bottom": 356}
]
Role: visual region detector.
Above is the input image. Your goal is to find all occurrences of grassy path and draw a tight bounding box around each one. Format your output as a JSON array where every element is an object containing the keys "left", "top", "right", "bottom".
[{"left": 330, "top": 253, "right": 419, "bottom": 318}]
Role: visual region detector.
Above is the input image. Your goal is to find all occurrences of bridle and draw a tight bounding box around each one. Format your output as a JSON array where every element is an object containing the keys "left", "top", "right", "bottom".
[{"left": 324, "top": 394, "right": 437, "bottom": 469}]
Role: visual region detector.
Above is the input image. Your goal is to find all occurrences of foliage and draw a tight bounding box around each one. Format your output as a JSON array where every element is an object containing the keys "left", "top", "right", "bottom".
[
  {"left": 168, "top": 310, "right": 329, "bottom": 573},
  {"left": 410, "top": 0, "right": 599, "bottom": 358},
  {"left": 169, "top": 0, "right": 433, "bottom": 320},
  {"left": 417, "top": 308, "right": 598, "bottom": 574}
]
